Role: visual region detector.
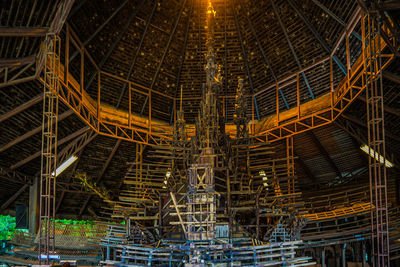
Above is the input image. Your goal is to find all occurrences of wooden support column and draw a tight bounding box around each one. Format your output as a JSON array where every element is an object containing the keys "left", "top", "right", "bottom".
[
  {"left": 1, "top": 184, "right": 28, "bottom": 211},
  {"left": 362, "top": 242, "right": 366, "bottom": 267},
  {"left": 29, "top": 176, "right": 39, "bottom": 234},
  {"left": 342, "top": 245, "right": 346, "bottom": 267},
  {"left": 256, "top": 191, "right": 260, "bottom": 238},
  {"left": 158, "top": 194, "right": 163, "bottom": 237},
  {"left": 227, "top": 169, "right": 232, "bottom": 240}
]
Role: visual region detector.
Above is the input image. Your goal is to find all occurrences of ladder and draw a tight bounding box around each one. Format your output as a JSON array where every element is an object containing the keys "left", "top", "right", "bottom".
[
  {"left": 38, "top": 33, "right": 60, "bottom": 265},
  {"left": 362, "top": 12, "right": 390, "bottom": 267}
]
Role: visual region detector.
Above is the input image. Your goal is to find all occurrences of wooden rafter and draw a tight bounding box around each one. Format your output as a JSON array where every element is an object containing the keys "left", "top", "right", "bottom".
[
  {"left": 9, "top": 127, "right": 89, "bottom": 170},
  {"left": 307, "top": 131, "right": 342, "bottom": 178},
  {"left": 0, "top": 27, "right": 48, "bottom": 37},
  {"left": 0, "top": 93, "right": 43, "bottom": 123},
  {"left": 79, "top": 139, "right": 122, "bottom": 215},
  {"left": 0, "top": 110, "right": 74, "bottom": 153}
]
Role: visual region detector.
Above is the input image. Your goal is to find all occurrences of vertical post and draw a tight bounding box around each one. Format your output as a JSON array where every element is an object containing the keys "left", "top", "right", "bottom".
[
  {"left": 227, "top": 169, "right": 232, "bottom": 240},
  {"left": 39, "top": 34, "right": 59, "bottom": 264},
  {"left": 65, "top": 25, "right": 69, "bottom": 84},
  {"left": 286, "top": 136, "right": 295, "bottom": 200},
  {"left": 149, "top": 91, "right": 152, "bottom": 135},
  {"left": 330, "top": 56, "right": 334, "bottom": 119},
  {"left": 251, "top": 95, "right": 255, "bottom": 135},
  {"left": 363, "top": 11, "right": 390, "bottom": 267},
  {"left": 80, "top": 47, "right": 84, "bottom": 97},
  {"left": 256, "top": 190, "right": 260, "bottom": 238},
  {"left": 342, "top": 245, "right": 346, "bottom": 267},
  {"left": 296, "top": 72, "right": 300, "bottom": 119},
  {"left": 346, "top": 29, "right": 350, "bottom": 89},
  {"left": 128, "top": 83, "right": 131, "bottom": 128},
  {"left": 98, "top": 71, "right": 101, "bottom": 123},
  {"left": 362, "top": 242, "right": 366, "bottom": 267},
  {"left": 158, "top": 194, "right": 163, "bottom": 237},
  {"left": 321, "top": 248, "right": 326, "bottom": 267},
  {"left": 276, "top": 83, "right": 279, "bottom": 125},
  {"left": 29, "top": 176, "right": 39, "bottom": 235}
]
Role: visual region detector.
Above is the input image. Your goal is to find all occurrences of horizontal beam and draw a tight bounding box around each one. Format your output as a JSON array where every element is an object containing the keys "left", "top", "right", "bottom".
[
  {"left": 0, "top": 27, "right": 48, "bottom": 37},
  {"left": 308, "top": 131, "right": 342, "bottom": 178},
  {"left": 358, "top": 96, "right": 400, "bottom": 118},
  {"left": 379, "top": 1, "right": 400, "bottom": 10},
  {"left": 383, "top": 71, "right": 400, "bottom": 85},
  {"left": 342, "top": 114, "right": 400, "bottom": 143},
  {"left": 9, "top": 127, "right": 89, "bottom": 170},
  {"left": 0, "top": 184, "right": 29, "bottom": 210},
  {"left": 0, "top": 110, "right": 74, "bottom": 153},
  {"left": 0, "top": 55, "right": 36, "bottom": 68},
  {"left": 0, "top": 93, "right": 43, "bottom": 123}
]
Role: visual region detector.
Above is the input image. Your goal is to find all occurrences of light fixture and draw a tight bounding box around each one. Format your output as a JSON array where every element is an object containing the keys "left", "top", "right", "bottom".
[
  {"left": 51, "top": 155, "right": 78, "bottom": 177},
  {"left": 263, "top": 182, "right": 268, "bottom": 187},
  {"left": 360, "top": 144, "right": 393, "bottom": 168},
  {"left": 166, "top": 170, "right": 171, "bottom": 178}
]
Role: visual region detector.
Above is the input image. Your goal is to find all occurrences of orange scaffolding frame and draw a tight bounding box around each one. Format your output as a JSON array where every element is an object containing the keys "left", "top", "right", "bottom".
[{"left": 39, "top": 8, "right": 395, "bottom": 146}]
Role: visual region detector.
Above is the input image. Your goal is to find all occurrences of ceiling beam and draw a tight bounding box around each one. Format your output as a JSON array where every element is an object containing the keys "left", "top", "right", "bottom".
[
  {"left": 294, "top": 152, "right": 316, "bottom": 182},
  {"left": 244, "top": 2, "right": 289, "bottom": 109},
  {"left": 57, "top": 129, "right": 97, "bottom": 165},
  {"left": 287, "top": 0, "right": 347, "bottom": 75},
  {"left": 56, "top": 132, "right": 97, "bottom": 214},
  {"left": 0, "top": 27, "right": 48, "bottom": 37},
  {"left": 68, "top": 0, "right": 88, "bottom": 18},
  {"left": 9, "top": 126, "right": 89, "bottom": 170},
  {"left": 0, "top": 93, "right": 43, "bottom": 123},
  {"left": 0, "top": 167, "right": 32, "bottom": 184},
  {"left": 307, "top": 131, "right": 342, "bottom": 178},
  {"left": 310, "top": 0, "right": 362, "bottom": 41},
  {"left": 1, "top": 184, "right": 29, "bottom": 210},
  {"left": 170, "top": 1, "right": 193, "bottom": 124},
  {"left": 84, "top": 0, "right": 146, "bottom": 96},
  {"left": 270, "top": 0, "right": 315, "bottom": 100},
  {"left": 336, "top": 119, "right": 400, "bottom": 169},
  {"left": 48, "top": 0, "right": 76, "bottom": 35},
  {"left": 68, "top": 0, "right": 130, "bottom": 63},
  {"left": 232, "top": 2, "right": 260, "bottom": 120},
  {"left": 0, "top": 55, "right": 36, "bottom": 68},
  {"left": 140, "top": 0, "right": 187, "bottom": 114},
  {"left": 358, "top": 95, "right": 400, "bottom": 118},
  {"left": 116, "top": 0, "right": 158, "bottom": 108},
  {"left": 380, "top": 1, "right": 400, "bottom": 10},
  {"left": 79, "top": 139, "right": 122, "bottom": 216},
  {"left": 383, "top": 71, "right": 400, "bottom": 85},
  {"left": 342, "top": 114, "right": 400, "bottom": 143},
  {"left": 0, "top": 110, "right": 74, "bottom": 153}
]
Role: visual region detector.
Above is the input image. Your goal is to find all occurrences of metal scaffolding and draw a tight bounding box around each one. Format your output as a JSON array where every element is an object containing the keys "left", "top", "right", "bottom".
[
  {"left": 362, "top": 12, "right": 390, "bottom": 267},
  {"left": 39, "top": 34, "right": 60, "bottom": 264}
]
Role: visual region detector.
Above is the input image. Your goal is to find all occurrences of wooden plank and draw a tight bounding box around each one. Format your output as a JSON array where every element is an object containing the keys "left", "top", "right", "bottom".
[{"left": 0, "top": 27, "right": 48, "bottom": 37}]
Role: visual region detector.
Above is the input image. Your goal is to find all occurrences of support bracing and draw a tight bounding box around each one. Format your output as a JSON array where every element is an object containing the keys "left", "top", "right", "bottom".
[
  {"left": 38, "top": 34, "right": 60, "bottom": 264},
  {"left": 286, "top": 136, "right": 295, "bottom": 203},
  {"left": 362, "top": 11, "right": 390, "bottom": 267}
]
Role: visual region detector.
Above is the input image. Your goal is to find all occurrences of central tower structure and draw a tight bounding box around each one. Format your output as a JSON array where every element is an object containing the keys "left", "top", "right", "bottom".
[{"left": 186, "top": 1, "right": 221, "bottom": 241}]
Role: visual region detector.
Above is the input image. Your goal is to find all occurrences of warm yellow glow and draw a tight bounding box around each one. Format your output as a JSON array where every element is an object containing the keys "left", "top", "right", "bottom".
[
  {"left": 360, "top": 144, "right": 394, "bottom": 168},
  {"left": 207, "top": 1, "right": 216, "bottom": 16}
]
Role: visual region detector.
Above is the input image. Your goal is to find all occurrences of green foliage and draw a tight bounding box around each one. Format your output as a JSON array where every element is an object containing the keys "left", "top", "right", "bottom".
[
  {"left": 0, "top": 215, "right": 16, "bottom": 240},
  {"left": 54, "top": 219, "right": 94, "bottom": 225},
  {"left": 0, "top": 215, "right": 95, "bottom": 241}
]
